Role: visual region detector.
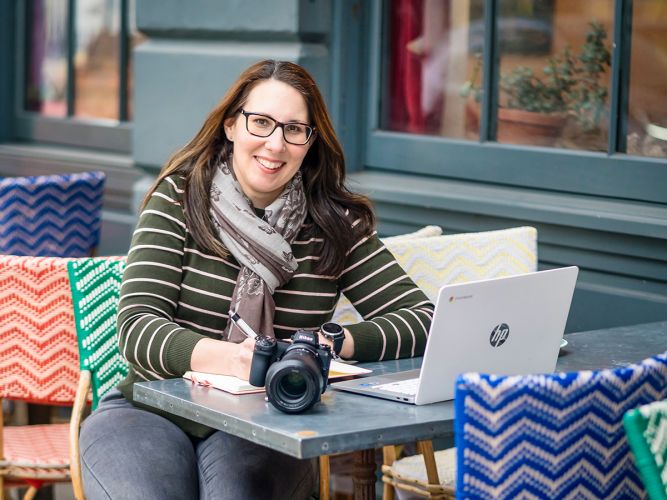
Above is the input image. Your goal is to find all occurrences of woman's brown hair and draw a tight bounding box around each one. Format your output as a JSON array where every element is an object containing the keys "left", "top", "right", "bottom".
[{"left": 143, "top": 59, "right": 375, "bottom": 276}]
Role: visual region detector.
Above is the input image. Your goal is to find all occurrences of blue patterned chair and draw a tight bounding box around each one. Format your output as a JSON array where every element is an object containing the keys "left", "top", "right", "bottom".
[
  {"left": 383, "top": 351, "right": 667, "bottom": 499},
  {"left": 0, "top": 171, "right": 105, "bottom": 257}
]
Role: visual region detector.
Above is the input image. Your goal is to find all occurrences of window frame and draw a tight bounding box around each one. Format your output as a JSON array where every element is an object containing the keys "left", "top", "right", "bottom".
[
  {"left": 13, "top": 0, "right": 132, "bottom": 153},
  {"left": 363, "top": 0, "right": 667, "bottom": 205}
]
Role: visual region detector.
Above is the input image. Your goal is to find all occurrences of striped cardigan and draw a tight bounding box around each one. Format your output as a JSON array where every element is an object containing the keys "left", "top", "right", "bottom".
[{"left": 117, "top": 175, "right": 434, "bottom": 435}]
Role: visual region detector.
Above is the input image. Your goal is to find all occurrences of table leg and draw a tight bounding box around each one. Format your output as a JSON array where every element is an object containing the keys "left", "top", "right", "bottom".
[
  {"left": 352, "top": 449, "right": 376, "bottom": 499},
  {"left": 319, "top": 455, "right": 331, "bottom": 500}
]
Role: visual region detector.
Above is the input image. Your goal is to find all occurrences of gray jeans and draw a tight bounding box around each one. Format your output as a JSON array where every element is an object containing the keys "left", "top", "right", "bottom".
[{"left": 80, "top": 389, "right": 317, "bottom": 499}]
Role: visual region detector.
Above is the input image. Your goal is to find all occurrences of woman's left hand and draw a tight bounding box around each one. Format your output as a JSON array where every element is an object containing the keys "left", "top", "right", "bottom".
[{"left": 318, "top": 328, "right": 354, "bottom": 359}]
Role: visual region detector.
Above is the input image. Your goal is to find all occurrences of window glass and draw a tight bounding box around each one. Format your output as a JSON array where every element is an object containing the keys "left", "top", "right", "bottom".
[
  {"left": 627, "top": 0, "right": 667, "bottom": 158},
  {"left": 496, "top": 0, "right": 613, "bottom": 151},
  {"left": 381, "top": 0, "right": 616, "bottom": 151},
  {"left": 23, "top": 0, "right": 140, "bottom": 124},
  {"left": 25, "top": 0, "right": 68, "bottom": 117},
  {"left": 382, "top": 0, "right": 484, "bottom": 140},
  {"left": 74, "top": 0, "right": 120, "bottom": 120}
]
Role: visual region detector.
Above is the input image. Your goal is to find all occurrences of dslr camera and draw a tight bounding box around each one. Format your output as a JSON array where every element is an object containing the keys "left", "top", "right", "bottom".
[{"left": 248, "top": 330, "right": 333, "bottom": 414}]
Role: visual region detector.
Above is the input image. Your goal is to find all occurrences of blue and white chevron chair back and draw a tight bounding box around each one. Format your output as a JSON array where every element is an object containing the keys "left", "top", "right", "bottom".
[
  {"left": 0, "top": 171, "right": 106, "bottom": 257},
  {"left": 454, "top": 351, "right": 667, "bottom": 499}
]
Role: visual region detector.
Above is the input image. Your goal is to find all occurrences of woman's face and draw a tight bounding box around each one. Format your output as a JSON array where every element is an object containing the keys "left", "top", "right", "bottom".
[{"left": 224, "top": 79, "right": 314, "bottom": 208}]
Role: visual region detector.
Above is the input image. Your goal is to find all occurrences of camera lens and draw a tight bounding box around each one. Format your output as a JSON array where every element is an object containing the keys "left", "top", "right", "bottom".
[
  {"left": 265, "top": 348, "right": 323, "bottom": 414},
  {"left": 279, "top": 371, "right": 307, "bottom": 398}
]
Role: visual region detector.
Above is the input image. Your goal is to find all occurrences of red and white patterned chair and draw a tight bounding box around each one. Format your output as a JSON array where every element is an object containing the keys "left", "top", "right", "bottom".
[{"left": 0, "top": 255, "right": 80, "bottom": 500}]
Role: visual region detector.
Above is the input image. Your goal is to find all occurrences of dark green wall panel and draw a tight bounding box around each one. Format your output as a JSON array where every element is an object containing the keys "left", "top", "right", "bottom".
[
  {"left": 566, "top": 278, "right": 667, "bottom": 333},
  {"left": 364, "top": 172, "right": 667, "bottom": 333},
  {"left": 0, "top": 0, "right": 15, "bottom": 142}
]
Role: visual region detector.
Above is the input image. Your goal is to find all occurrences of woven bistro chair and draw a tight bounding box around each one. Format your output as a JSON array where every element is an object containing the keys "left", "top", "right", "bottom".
[
  {"left": 0, "top": 255, "right": 80, "bottom": 500},
  {"left": 624, "top": 399, "right": 667, "bottom": 500},
  {"left": 66, "top": 256, "right": 337, "bottom": 500},
  {"left": 67, "top": 257, "right": 128, "bottom": 500},
  {"left": 0, "top": 171, "right": 105, "bottom": 257},
  {"left": 383, "top": 351, "right": 667, "bottom": 499}
]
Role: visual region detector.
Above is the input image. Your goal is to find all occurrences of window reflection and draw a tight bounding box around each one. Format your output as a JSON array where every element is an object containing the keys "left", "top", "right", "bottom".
[
  {"left": 23, "top": 0, "right": 142, "bottom": 122},
  {"left": 383, "top": 0, "right": 619, "bottom": 152},
  {"left": 496, "top": 0, "right": 613, "bottom": 151},
  {"left": 627, "top": 0, "right": 667, "bottom": 158},
  {"left": 25, "top": 0, "right": 68, "bottom": 117},
  {"left": 74, "top": 0, "right": 120, "bottom": 120},
  {"left": 384, "top": 0, "right": 484, "bottom": 140}
]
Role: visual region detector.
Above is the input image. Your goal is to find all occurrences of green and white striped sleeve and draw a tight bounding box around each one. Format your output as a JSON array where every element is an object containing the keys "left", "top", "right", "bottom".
[
  {"left": 117, "top": 176, "right": 205, "bottom": 379},
  {"left": 339, "top": 230, "right": 434, "bottom": 361}
]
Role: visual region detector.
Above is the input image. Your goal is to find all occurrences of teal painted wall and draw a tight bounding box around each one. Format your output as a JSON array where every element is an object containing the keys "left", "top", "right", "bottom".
[
  {"left": 133, "top": 0, "right": 332, "bottom": 170},
  {"left": 1, "top": 0, "right": 664, "bottom": 334}
]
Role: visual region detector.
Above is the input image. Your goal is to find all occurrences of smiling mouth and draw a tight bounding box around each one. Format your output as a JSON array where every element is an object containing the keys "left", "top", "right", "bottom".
[{"left": 255, "top": 156, "right": 285, "bottom": 171}]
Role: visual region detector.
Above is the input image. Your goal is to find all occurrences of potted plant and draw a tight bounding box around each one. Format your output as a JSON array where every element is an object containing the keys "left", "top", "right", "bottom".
[{"left": 462, "top": 21, "right": 611, "bottom": 146}]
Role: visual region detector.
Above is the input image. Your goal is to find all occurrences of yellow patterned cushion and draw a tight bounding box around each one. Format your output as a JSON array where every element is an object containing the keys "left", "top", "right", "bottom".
[
  {"left": 332, "top": 226, "right": 537, "bottom": 324},
  {"left": 382, "top": 225, "right": 443, "bottom": 242}
]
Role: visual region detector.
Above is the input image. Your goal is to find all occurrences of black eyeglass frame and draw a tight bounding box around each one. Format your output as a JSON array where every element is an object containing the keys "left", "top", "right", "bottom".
[{"left": 239, "top": 109, "right": 316, "bottom": 145}]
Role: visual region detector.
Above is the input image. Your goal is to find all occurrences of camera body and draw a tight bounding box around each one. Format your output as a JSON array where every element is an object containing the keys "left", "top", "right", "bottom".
[{"left": 249, "top": 330, "right": 333, "bottom": 414}]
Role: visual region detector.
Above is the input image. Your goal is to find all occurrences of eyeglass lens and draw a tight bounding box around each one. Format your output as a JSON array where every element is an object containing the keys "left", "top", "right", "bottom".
[{"left": 243, "top": 111, "right": 312, "bottom": 145}]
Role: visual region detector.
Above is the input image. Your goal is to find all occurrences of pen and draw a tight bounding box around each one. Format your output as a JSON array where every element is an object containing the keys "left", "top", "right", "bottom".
[{"left": 229, "top": 309, "right": 258, "bottom": 339}]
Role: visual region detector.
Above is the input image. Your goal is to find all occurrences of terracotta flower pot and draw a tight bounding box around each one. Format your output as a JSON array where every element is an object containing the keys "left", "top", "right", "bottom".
[
  {"left": 497, "top": 108, "right": 567, "bottom": 146},
  {"left": 465, "top": 101, "right": 567, "bottom": 147}
]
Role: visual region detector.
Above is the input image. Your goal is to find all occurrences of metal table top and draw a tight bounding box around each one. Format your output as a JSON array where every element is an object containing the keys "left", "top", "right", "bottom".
[{"left": 134, "top": 321, "right": 667, "bottom": 459}]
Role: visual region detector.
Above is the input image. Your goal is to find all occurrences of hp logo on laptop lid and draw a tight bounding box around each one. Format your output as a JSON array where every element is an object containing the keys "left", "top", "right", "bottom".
[{"left": 490, "top": 323, "right": 510, "bottom": 347}]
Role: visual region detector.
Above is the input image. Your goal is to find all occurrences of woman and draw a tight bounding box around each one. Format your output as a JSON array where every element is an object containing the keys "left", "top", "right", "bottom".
[{"left": 80, "top": 60, "right": 434, "bottom": 499}]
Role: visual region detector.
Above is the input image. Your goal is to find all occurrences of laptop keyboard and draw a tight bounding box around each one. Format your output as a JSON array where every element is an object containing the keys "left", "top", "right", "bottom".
[{"left": 375, "top": 377, "right": 420, "bottom": 395}]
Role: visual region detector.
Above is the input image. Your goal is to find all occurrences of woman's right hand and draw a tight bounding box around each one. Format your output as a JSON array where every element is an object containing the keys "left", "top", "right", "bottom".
[
  {"left": 191, "top": 337, "right": 257, "bottom": 380},
  {"left": 230, "top": 338, "right": 256, "bottom": 380}
]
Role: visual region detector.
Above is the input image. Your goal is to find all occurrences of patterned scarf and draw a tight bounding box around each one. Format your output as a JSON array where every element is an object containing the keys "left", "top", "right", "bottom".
[{"left": 210, "top": 159, "right": 307, "bottom": 342}]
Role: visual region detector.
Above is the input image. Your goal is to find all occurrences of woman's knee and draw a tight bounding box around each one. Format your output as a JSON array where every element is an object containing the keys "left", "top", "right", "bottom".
[
  {"left": 197, "top": 431, "right": 316, "bottom": 500},
  {"left": 79, "top": 402, "right": 199, "bottom": 500}
]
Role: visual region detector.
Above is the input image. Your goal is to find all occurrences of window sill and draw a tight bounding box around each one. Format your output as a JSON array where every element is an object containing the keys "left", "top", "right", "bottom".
[{"left": 348, "top": 171, "right": 667, "bottom": 240}]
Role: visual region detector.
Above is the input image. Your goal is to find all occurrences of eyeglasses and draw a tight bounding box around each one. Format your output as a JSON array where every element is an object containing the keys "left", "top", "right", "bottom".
[{"left": 239, "top": 109, "right": 315, "bottom": 145}]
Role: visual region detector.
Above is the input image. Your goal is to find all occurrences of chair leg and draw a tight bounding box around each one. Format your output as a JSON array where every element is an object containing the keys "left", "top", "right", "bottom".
[
  {"left": 416, "top": 440, "right": 440, "bottom": 486},
  {"left": 22, "top": 487, "right": 38, "bottom": 500},
  {"left": 382, "top": 445, "right": 398, "bottom": 500},
  {"left": 319, "top": 455, "right": 330, "bottom": 500},
  {"left": 1, "top": 400, "right": 5, "bottom": 500},
  {"left": 70, "top": 371, "right": 91, "bottom": 500}
]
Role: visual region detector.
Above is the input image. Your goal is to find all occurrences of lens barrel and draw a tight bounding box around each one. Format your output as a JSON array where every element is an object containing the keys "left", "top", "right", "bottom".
[{"left": 265, "top": 348, "right": 324, "bottom": 413}]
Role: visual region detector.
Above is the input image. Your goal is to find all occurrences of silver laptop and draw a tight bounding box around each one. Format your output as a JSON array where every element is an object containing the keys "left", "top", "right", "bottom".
[{"left": 332, "top": 266, "right": 578, "bottom": 405}]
